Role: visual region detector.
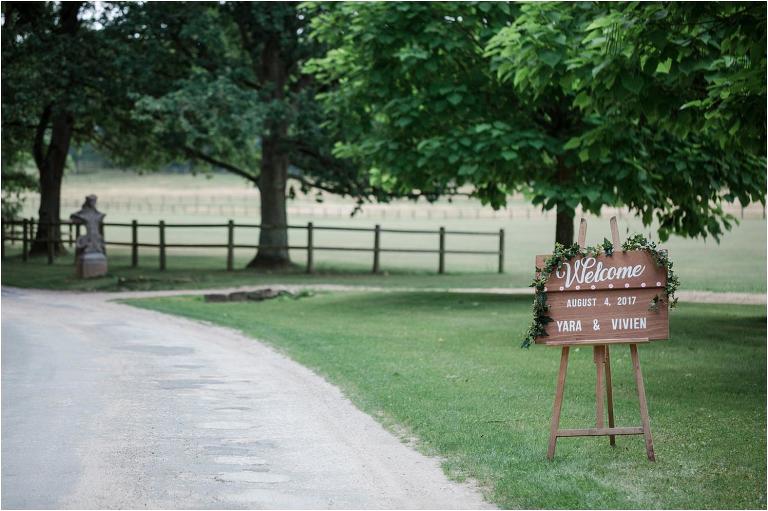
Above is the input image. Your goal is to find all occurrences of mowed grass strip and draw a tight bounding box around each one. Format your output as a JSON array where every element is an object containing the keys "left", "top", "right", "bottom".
[
  {"left": 0, "top": 248, "right": 515, "bottom": 291},
  {"left": 125, "top": 292, "right": 766, "bottom": 509}
]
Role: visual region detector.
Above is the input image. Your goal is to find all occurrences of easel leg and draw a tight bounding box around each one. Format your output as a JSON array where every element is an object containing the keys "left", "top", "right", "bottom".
[
  {"left": 630, "top": 344, "right": 656, "bottom": 461},
  {"left": 605, "top": 346, "right": 616, "bottom": 446},
  {"left": 547, "top": 346, "right": 570, "bottom": 460},
  {"left": 594, "top": 346, "right": 605, "bottom": 429}
]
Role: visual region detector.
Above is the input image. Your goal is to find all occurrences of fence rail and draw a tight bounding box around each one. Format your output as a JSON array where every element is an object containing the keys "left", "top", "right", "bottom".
[{"left": 1, "top": 218, "right": 505, "bottom": 274}]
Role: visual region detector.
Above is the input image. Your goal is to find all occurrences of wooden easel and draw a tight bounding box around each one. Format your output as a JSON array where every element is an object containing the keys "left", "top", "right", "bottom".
[{"left": 546, "top": 217, "right": 656, "bottom": 461}]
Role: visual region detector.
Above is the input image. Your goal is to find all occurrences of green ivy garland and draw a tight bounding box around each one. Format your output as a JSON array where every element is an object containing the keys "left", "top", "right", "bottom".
[{"left": 522, "top": 234, "right": 679, "bottom": 348}]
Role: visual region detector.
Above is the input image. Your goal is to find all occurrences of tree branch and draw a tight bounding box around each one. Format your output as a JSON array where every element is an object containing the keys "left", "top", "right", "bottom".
[{"left": 183, "top": 146, "right": 258, "bottom": 184}]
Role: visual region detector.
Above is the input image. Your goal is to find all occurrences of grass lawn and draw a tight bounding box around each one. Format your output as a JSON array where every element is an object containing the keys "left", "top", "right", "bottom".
[
  {"left": 125, "top": 291, "right": 766, "bottom": 509},
  {"left": 0, "top": 248, "right": 515, "bottom": 291}
]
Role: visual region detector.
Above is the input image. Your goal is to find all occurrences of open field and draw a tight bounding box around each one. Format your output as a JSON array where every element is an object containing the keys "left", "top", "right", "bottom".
[
  {"left": 26, "top": 169, "right": 768, "bottom": 221},
  {"left": 125, "top": 291, "right": 767, "bottom": 509},
  {"left": 3, "top": 215, "right": 765, "bottom": 293},
  {"left": 6, "top": 170, "right": 766, "bottom": 292}
]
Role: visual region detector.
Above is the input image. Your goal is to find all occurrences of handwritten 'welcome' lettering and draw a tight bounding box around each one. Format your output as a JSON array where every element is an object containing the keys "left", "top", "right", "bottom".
[{"left": 555, "top": 257, "right": 645, "bottom": 289}]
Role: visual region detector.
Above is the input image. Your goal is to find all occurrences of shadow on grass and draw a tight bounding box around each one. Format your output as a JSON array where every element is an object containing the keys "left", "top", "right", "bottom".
[{"left": 1, "top": 250, "right": 517, "bottom": 292}]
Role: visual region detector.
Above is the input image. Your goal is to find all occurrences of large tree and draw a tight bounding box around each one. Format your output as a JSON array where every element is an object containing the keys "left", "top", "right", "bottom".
[
  {"left": 1, "top": 2, "right": 163, "bottom": 255},
  {"left": 487, "top": 1, "right": 766, "bottom": 242},
  {"left": 2, "top": 2, "right": 88, "bottom": 254},
  {"left": 309, "top": 2, "right": 766, "bottom": 244},
  {"left": 2, "top": 2, "right": 381, "bottom": 266},
  {"left": 112, "top": 2, "right": 383, "bottom": 268}
]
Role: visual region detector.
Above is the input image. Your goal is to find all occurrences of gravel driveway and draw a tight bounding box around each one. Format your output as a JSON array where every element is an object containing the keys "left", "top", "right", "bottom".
[{"left": 1, "top": 287, "right": 492, "bottom": 509}]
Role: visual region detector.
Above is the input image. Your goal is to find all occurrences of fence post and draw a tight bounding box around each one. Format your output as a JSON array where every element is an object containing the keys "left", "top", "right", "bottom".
[
  {"left": 1, "top": 219, "right": 5, "bottom": 259},
  {"left": 68, "top": 222, "right": 74, "bottom": 247},
  {"left": 438, "top": 227, "right": 445, "bottom": 274},
  {"left": 372, "top": 224, "right": 381, "bottom": 273},
  {"left": 498, "top": 228, "right": 505, "bottom": 274},
  {"left": 46, "top": 221, "right": 54, "bottom": 265},
  {"left": 22, "top": 219, "right": 28, "bottom": 262},
  {"left": 226, "top": 219, "right": 234, "bottom": 271},
  {"left": 10, "top": 221, "right": 15, "bottom": 246},
  {"left": 131, "top": 219, "right": 138, "bottom": 268},
  {"left": 159, "top": 220, "right": 166, "bottom": 271},
  {"left": 306, "top": 222, "right": 314, "bottom": 274}
]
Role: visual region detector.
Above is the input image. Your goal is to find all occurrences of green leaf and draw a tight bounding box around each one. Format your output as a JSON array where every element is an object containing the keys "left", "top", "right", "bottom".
[
  {"left": 540, "top": 51, "right": 562, "bottom": 68},
  {"left": 513, "top": 67, "right": 530, "bottom": 86},
  {"left": 563, "top": 137, "right": 581, "bottom": 150},
  {"left": 501, "top": 150, "right": 518, "bottom": 161},
  {"left": 447, "top": 93, "right": 463, "bottom": 106},
  {"left": 655, "top": 58, "right": 672, "bottom": 74},
  {"left": 680, "top": 99, "right": 702, "bottom": 110},
  {"left": 621, "top": 74, "right": 643, "bottom": 94},
  {"left": 585, "top": 17, "right": 615, "bottom": 31},
  {"left": 573, "top": 92, "right": 591, "bottom": 109},
  {"left": 592, "top": 59, "right": 611, "bottom": 78}
]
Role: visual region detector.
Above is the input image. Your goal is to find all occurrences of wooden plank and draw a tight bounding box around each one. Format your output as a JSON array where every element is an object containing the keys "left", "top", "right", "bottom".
[
  {"left": 226, "top": 219, "right": 234, "bottom": 272},
  {"left": 536, "top": 288, "right": 669, "bottom": 343},
  {"left": 159, "top": 220, "right": 166, "bottom": 271},
  {"left": 22, "top": 219, "right": 28, "bottom": 262},
  {"left": 577, "top": 218, "right": 587, "bottom": 248},
  {"left": 438, "top": 226, "right": 445, "bottom": 274},
  {"left": 544, "top": 337, "right": 650, "bottom": 346},
  {"left": 594, "top": 346, "right": 605, "bottom": 429},
  {"left": 556, "top": 427, "right": 643, "bottom": 437},
  {"left": 610, "top": 216, "right": 621, "bottom": 247},
  {"left": 631, "top": 344, "right": 656, "bottom": 461},
  {"left": 535, "top": 251, "right": 667, "bottom": 292},
  {"left": 131, "top": 219, "right": 138, "bottom": 268},
  {"left": 306, "top": 222, "right": 314, "bottom": 274},
  {"left": 605, "top": 345, "right": 616, "bottom": 446},
  {"left": 498, "top": 229, "right": 504, "bottom": 274},
  {"left": 373, "top": 224, "right": 381, "bottom": 273},
  {"left": 547, "top": 346, "right": 570, "bottom": 461}
]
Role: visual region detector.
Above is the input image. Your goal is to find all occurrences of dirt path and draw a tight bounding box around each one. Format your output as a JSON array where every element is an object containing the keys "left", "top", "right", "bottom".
[{"left": 1, "top": 287, "right": 493, "bottom": 509}]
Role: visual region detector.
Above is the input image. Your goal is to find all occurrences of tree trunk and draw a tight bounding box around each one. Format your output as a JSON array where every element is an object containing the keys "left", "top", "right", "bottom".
[
  {"left": 247, "top": 25, "right": 291, "bottom": 269},
  {"left": 28, "top": 3, "right": 80, "bottom": 257},
  {"left": 555, "top": 204, "right": 575, "bottom": 246},
  {"left": 554, "top": 156, "right": 575, "bottom": 246},
  {"left": 248, "top": 134, "right": 291, "bottom": 268},
  {"left": 29, "top": 110, "right": 73, "bottom": 256}
]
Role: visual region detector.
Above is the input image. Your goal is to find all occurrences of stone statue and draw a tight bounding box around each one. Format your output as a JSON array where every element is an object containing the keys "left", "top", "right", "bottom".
[{"left": 70, "top": 195, "right": 107, "bottom": 278}]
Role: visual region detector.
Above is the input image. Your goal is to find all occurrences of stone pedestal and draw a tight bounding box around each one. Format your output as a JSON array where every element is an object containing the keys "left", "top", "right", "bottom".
[
  {"left": 70, "top": 195, "right": 107, "bottom": 279},
  {"left": 77, "top": 251, "right": 108, "bottom": 278}
]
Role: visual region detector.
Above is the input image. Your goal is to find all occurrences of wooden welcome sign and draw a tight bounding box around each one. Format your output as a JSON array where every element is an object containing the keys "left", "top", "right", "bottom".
[
  {"left": 539, "top": 217, "right": 669, "bottom": 462},
  {"left": 535, "top": 250, "right": 669, "bottom": 344}
]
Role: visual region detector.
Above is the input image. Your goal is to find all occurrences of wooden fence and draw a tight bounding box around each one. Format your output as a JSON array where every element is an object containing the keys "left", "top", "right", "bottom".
[{"left": 1, "top": 218, "right": 505, "bottom": 274}]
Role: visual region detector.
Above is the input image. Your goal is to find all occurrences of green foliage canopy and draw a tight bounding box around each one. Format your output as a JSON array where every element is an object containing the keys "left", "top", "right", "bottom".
[
  {"left": 110, "top": 2, "right": 380, "bottom": 202},
  {"left": 309, "top": 2, "right": 766, "bottom": 241},
  {"left": 307, "top": 2, "right": 520, "bottom": 206}
]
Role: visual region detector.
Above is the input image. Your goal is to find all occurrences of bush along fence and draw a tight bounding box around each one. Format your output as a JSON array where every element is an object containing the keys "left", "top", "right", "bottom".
[{"left": 1, "top": 218, "right": 505, "bottom": 274}]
